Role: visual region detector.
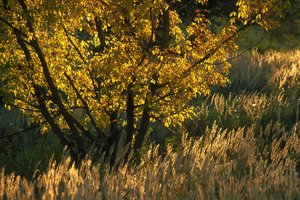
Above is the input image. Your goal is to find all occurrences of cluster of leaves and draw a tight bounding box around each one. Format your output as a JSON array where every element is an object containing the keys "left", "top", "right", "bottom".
[{"left": 236, "top": 0, "right": 300, "bottom": 51}]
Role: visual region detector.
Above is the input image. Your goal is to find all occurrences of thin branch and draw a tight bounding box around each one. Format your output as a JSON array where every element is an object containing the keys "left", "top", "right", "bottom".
[
  {"left": 63, "top": 26, "right": 87, "bottom": 64},
  {"left": 181, "top": 15, "right": 261, "bottom": 79},
  {"left": 0, "top": 16, "right": 28, "bottom": 38},
  {"left": 203, "top": 35, "right": 264, "bottom": 66},
  {"left": 94, "top": 17, "right": 106, "bottom": 53},
  {"left": 64, "top": 72, "right": 103, "bottom": 139},
  {"left": 5, "top": 102, "right": 40, "bottom": 112},
  {"left": 0, "top": 123, "right": 41, "bottom": 140}
]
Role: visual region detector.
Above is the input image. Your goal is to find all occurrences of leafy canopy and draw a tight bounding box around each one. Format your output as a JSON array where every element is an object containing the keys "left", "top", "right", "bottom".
[{"left": 0, "top": 0, "right": 289, "bottom": 154}]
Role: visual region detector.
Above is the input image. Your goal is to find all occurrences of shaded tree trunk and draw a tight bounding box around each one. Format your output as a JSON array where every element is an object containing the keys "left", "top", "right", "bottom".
[{"left": 134, "top": 98, "right": 150, "bottom": 151}]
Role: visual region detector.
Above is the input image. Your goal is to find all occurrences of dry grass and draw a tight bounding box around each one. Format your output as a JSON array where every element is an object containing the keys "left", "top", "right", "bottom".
[
  {"left": 0, "top": 122, "right": 299, "bottom": 199},
  {"left": 0, "top": 50, "right": 299, "bottom": 200},
  {"left": 227, "top": 50, "right": 300, "bottom": 93}
]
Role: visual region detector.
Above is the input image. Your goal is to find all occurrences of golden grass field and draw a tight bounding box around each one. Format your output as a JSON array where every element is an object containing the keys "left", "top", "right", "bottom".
[{"left": 0, "top": 50, "right": 299, "bottom": 199}]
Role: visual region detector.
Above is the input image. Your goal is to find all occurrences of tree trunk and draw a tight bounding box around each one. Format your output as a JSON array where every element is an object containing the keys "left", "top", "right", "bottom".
[
  {"left": 126, "top": 84, "right": 135, "bottom": 145},
  {"left": 134, "top": 98, "right": 150, "bottom": 151}
]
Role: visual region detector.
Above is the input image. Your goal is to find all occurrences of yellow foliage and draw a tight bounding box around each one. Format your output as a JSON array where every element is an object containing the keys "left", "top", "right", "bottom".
[{"left": 0, "top": 0, "right": 288, "bottom": 138}]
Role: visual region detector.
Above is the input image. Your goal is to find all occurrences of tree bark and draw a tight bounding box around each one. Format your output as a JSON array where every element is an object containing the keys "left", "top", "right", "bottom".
[
  {"left": 160, "top": 9, "right": 170, "bottom": 50},
  {"left": 108, "top": 112, "right": 120, "bottom": 146},
  {"left": 134, "top": 98, "right": 150, "bottom": 151},
  {"left": 34, "top": 85, "right": 78, "bottom": 160},
  {"left": 126, "top": 84, "right": 135, "bottom": 145}
]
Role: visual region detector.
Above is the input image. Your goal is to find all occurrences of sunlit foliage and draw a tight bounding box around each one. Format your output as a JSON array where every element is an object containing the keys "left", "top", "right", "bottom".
[{"left": 0, "top": 0, "right": 290, "bottom": 155}]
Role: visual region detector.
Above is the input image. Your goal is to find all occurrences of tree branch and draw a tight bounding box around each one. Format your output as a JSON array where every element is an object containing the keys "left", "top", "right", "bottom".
[
  {"left": 17, "top": 0, "right": 88, "bottom": 155},
  {"left": 0, "top": 123, "right": 40, "bottom": 140},
  {"left": 94, "top": 17, "right": 106, "bottom": 53},
  {"left": 181, "top": 20, "right": 252, "bottom": 79},
  {"left": 63, "top": 26, "right": 87, "bottom": 64},
  {"left": 64, "top": 72, "right": 102, "bottom": 140},
  {"left": 0, "top": 16, "right": 28, "bottom": 38}
]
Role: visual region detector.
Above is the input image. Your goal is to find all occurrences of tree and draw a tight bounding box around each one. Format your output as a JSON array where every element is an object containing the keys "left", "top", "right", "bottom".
[{"left": 0, "top": 0, "right": 289, "bottom": 160}]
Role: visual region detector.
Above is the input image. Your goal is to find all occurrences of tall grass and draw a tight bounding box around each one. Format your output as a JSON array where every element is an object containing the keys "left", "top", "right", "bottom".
[
  {"left": 0, "top": 50, "right": 299, "bottom": 199},
  {"left": 0, "top": 122, "right": 299, "bottom": 199},
  {"left": 226, "top": 50, "right": 300, "bottom": 94}
]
